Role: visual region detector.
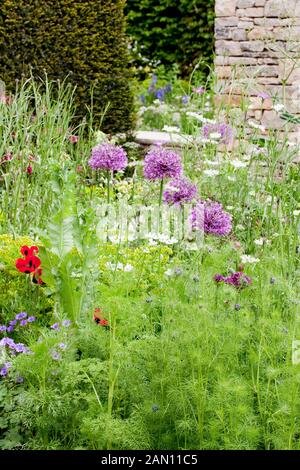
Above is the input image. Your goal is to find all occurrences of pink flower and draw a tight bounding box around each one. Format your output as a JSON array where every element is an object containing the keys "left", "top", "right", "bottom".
[
  {"left": 257, "top": 92, "right": 270, "bottom": 100},
  {"left": 69, "top": 135, "right": 79, "bottom": 144},
  {"left": 193, "top": 86, "right": 205, "bottom": 95},
  {"left": 27, "top": 165, "right": 33, "bottom": 175}
]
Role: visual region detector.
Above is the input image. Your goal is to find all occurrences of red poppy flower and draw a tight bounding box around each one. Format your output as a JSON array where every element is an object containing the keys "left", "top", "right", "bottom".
[
  {"left": 15, "top": 246, "right": 45, "bottom": 285},
  {"left": 20, "top": 246, "right": 39, "bottom": 257},
  {"left": 93, "top": 308, "right": 109, "bottom": 328},
  {"left": 16, "top": 255, "right": 41, "bottom": 274}
]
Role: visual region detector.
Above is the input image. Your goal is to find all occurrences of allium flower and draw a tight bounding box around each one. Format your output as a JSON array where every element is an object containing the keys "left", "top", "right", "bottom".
[
  {"left": 143, "top": 147, "right": 182, "bottom": 180},
  {"left": 88, "top": 143, "right": 128, "bottom": 172},
  {"left": 15, "top": 312, "right": 27, "bottom": 320},
  {"left": 163, "top": 177, "right": 198, "bottom": 206},
  {"left": 203, "top": 123, "right": 233, "bottom": 145},
  {"left": 190, "top": 201, "right": 232, "bottom": 237}
]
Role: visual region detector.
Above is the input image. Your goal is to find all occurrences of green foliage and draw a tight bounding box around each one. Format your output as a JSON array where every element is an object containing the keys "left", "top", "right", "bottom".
[
  {"left": 39, "top": 172, "right": 98, "bottom": 323},
  {"left": 0, "top": 381, "right": 27, "bottom": 449},
  {"left": 0, "top": 0, "right": 135, "bottom": 133},
  {"left": 126, "top": 0, "right": 215, "bottom": 77}
]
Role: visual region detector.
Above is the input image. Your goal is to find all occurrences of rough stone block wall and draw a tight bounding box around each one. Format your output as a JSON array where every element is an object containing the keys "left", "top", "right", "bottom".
[{"left": 215, "top": 0, "right": 300, "bottom": 142}]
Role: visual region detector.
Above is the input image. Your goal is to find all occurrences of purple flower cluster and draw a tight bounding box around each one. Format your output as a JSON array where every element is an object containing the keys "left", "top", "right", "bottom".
[
  {"left": 202, "top": 123, "right": 233, "bottom": 145},
  {"left": 147, "top": 74, "right": 172, "bottom": 101},
  {"left": 214, "top": 272, "right": 252, "bottom": 289},
  {"left": 0, "top": 312, "right": 36, "bottom": 334},
  {"left": 50, "top": 319, "right": 71, "bottom": 331},
  {"left": 190, "top": 201, "right": 232, "bottom": 237},
  {"left": 88, "top": 143, "right": 128, "bottom": 172},
  {"left": 0, "top": 337, "right": 31, "bottom": 354},
  {"left": 163, "top": 177, "right": 198, "bottom": 206},
  {"left": 144, "top": 147, "right": 182, "bottom": 180}
]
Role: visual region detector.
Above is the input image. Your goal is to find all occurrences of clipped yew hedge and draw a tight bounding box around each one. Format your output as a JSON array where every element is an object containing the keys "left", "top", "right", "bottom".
[
  {"left": 126, "top": 0, "right": 215, "bottom": 76},
  {"left": 0, "top": 0, "right": 134, "bottom": 133}
]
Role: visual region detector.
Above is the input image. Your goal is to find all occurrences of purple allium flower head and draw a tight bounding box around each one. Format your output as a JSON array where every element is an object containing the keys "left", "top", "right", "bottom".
[
  {"left": 202, "top": 123, "right": 233, "bottom": 145},
  {"left": 50, "top": 322, "right": 60, "bottom": 331},
  {"left": 28, "top": 316, "right": 36, "bottom": 323},
  {"left": 20, "top": 320, "right": 27, "bottom": 327},
  {"left": 143, "top": 147, "right": 182, "bottom": 180},
  {"left": 88, "top": 143, "right": 128, "bottom": 172},
  {"left": 163, "top": 177, "right": 198, "bottom": 206},
  {"left": 15, "top": 312, "right": 27, "bottom": 320},
  {"left": 0, "top": 325, "right": 6, "bottom": 332},
  {"left": 190, "top": 200, "right": 232, "bottom": 237},
  {"left": 62, "top": 320, "right": 71, "bottom": 328}
]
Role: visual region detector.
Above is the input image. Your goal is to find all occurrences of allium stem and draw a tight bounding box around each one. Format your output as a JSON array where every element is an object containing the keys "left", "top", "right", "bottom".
[
  {"left": 159, "top": 180, "right": 164, "bottom": 207},
  {"left": 107, "top": 170, "right": 111, "bottom": 204},
  {"left": 158, "top": 180, "right": 164, "bottom": 232}
]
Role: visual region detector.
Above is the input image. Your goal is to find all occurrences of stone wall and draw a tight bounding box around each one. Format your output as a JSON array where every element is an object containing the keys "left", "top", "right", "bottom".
[{"left": 215, "top": 0, "right": 300, "bottom": 142}]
